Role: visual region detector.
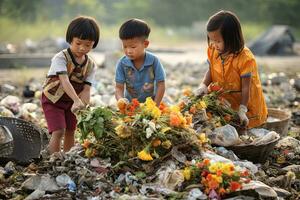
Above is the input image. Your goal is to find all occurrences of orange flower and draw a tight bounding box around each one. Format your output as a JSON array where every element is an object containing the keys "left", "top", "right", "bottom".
[
  {"left": 132, "top": 98, "right": 140, "bottom": 108},
  {"left": 207, "top": 179, "right": 219, "bottom": 190},
  {"left": 82, "top": 139, "right": 91, "bottom": 148},
  {"left": 206, "top": 173, "right": 212, "bottom": 181},
  {"left": 128, "top": 105, "right": 135, "bottom": 112},
  {"left": 170, "top": 113, "right": 181, "bottom": 127},
  {"left": 216, "top": 169, "right": 222, "bottom": 176},
  {"left": 117, "top": 98, "right": 128, "bottom": 111},
  {"left": 189, "top": 106, "right": 197, "bottom": 114},
  {"left": 159, "top": 102, "right": 165, "bottom": 110},
  {"left": 230, "top": 181, "right": 241, "bottom": 191},
  {"left": 152, "top": 139, "right": 161, "bottom": 147},
  {"left": 219, "top": 187, "right": 226, "bottom": 196},
  {"left": 126, "top": 111, "right": 134, "bottom": 116},
  {"left": 203, "top": 159, "right": 210, "bottom": 166},
  {"left": 206, "top": 112, "right": 213, "bottom": 120}
]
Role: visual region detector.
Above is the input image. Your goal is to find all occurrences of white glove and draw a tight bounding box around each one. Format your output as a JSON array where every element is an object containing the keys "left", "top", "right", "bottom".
[
  {"left": 238, "top": 105, "right": 249, "bottom": 127},
  {"left": 194, "top": 83, "right": 208, "bottom": 96}
]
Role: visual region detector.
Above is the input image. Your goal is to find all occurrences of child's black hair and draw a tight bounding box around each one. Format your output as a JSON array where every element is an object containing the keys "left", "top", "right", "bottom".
[
  {"left": 66, "top": 16, "right": 100, "bottom": 48},
  {"left": 119, "top": 18, "right": 151, "bottom": 40},
  {"left": 206, "top": 10, "right": 244, "bottom": 54}
]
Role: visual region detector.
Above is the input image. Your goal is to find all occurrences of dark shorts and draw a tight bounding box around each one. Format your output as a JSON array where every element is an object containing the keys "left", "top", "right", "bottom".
[{"left": 41, "top": 94, "right": 77, "bottom": 133}]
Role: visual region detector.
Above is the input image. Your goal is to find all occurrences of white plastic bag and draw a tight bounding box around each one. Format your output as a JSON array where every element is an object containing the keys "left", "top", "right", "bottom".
[{"left": 210, "top": 124, "right": 241, "bottom": 146}]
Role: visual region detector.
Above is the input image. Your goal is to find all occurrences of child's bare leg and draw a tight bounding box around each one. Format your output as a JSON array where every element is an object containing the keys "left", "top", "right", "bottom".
[
  {"left": 63, "top": 130, "right": 75, "bottom": 152},
  {"left": 48, "top": 129, "right": 64, "bottom": 154}
]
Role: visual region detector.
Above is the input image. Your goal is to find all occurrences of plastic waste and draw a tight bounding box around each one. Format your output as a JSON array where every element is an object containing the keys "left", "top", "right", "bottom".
[
  {"left": 67, "top": 179, "right": 76, "bottom": 192},
  {"left": 252, "top": 131, "right": 279, "bottom": 145},
  {"left": 202, "top": 151, "right": 233, "bottom": 164},
  {"left": 187, "top": 188, "right": 207, "bottom": 200},
  {"left": 215, "top": 147, "right": 239, "bottom": 161},
  {"left": 210, "top": 124, "right": 241, "bottom": 146},
  {"left": 56, "top": 174, "right": 72, "bottom": 187}
]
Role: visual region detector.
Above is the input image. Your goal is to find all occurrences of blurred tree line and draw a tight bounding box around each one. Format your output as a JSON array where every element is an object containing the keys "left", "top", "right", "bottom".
[{"left": 0, "top": 0, "right": 299, "bottom": 27}]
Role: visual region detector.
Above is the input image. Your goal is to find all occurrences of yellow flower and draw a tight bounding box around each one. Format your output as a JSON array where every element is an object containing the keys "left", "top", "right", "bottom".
[
  {"left": 151, "top": 107, "right": 161, "bottom": 119},
  {"left": 200, "top": 101, "right": 207, "bottom": 109},
  {"left": 145, "top": 97, "right": 156, "bottom": 108},
  {"left": 209, "top": 162, "right": 222, "bottom": 173},
  {"left": 161, "top": 127, "right": 171, "bottom": 133},
  {"left": 162, "top": 140, "right": 172, "bottom": 149},
  {"left": 196, "top": 101, "right": 207, "bottom": 110},
  {"left": 141, "top": 97, "right": 161, "bottom": 119},
  {"left": 221, "top": 163, "right": 235, "bottom": 176},
  {"left": 212, "top": 174, "right": 223, "bottom": 183},
  {"left": 138, "top": 149, "right": 153, "bottom": 161},
  {"left": 183, "top": 167, "right": 191, "bottom": 180},
  {"left": 115, "top": 124, "right": 131, "bottom": 138},
  {"left": 179, "top": 114, "right": 187, "bottom": 127},
  {"left": 170, "top": 105, "right": 180, "bottom": 113},
  {"left": 199, "top": 133, "right": 208, "bottom": 143}
]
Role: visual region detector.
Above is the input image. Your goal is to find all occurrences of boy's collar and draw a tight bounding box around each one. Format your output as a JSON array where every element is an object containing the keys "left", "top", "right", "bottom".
[
  {"left": 67, "top": 48, "right": 88, "bottom": 67},
  {"left": 121, "top": 51, "right": 155, "bottom": 67}
]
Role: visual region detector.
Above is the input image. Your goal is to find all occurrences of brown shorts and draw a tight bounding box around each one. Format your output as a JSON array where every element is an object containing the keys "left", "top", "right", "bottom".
[{"left": 41, "top": 94, "right": 77, "bottom": 133}]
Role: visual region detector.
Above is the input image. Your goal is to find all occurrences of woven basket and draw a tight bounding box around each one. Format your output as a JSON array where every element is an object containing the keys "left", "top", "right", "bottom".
[
  {"left": 263, "top": 108, "right": 291, "bottom": 136},
  {"left": 0, "top": 117, "right": 49, "bottom": 163},
  {"left": 226, "top": 137, "right": 280, "bottom": 163}
]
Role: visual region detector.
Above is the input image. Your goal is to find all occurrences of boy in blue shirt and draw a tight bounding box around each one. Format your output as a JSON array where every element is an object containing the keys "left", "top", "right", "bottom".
[{"left": 115, "top": 18, "right": 166, "bottom": 106}]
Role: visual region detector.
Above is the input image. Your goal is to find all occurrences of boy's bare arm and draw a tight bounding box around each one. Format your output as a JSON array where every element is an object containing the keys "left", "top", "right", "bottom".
[
  {"left": 115, "top": 83, "right": 125, "bottom": 101},
  {"left": 154, "top": 81, "right": 165, "bottom": 106},
  {"left": 78, "top": 84, "right": 91, "bottom": 105},
  {"left": 59, "top": 74, "right": 85, "bottom": 112},
  {"left": 59, "top": 74, "right": 81, "bottom": 102}
]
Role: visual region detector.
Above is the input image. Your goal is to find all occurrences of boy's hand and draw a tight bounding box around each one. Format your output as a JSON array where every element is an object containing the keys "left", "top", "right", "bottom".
[
  {"left": 71, "top": 99, "right": 85, "bottom": 113},
  {"left": 194, "top": 83, "right": 208, "bottom": 96},
  {"left": 238, "top": 105, "right": 249, "bottom": 127}
]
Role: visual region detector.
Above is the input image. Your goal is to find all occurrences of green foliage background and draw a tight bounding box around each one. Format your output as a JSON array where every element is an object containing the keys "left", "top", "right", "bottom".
[{"left": 0, "top": 0, "right": 299, "bottom": 42}]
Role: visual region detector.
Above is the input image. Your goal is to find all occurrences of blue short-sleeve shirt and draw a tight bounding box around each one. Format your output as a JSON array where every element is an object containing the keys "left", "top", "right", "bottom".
[{"left": 115, "top": 51, "right": 166, "bottom": 103}]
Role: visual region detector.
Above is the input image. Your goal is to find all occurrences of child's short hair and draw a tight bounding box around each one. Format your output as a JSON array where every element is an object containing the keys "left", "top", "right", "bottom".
[
  {"left": 66, "top": 16, "right": 100, "bottom": 48},
  {"left": 206, "top": 10, "right": 244, "bottom": 54},
  {"left": 119, "top": 18, "right": 151, "bottom": 40}
]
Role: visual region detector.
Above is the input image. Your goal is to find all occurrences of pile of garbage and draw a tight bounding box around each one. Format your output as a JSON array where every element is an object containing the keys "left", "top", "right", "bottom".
[{"left": 0, "top": 59, "right": 299, "bottom": 199}]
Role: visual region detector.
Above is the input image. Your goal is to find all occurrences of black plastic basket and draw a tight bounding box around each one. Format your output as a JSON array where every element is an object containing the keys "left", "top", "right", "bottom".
[
  {"left": 0, "top": 125, "right": 14, "bottom": 157},
  {"left": 0, "top": 117, "right": 49, "bottom": 163}
]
